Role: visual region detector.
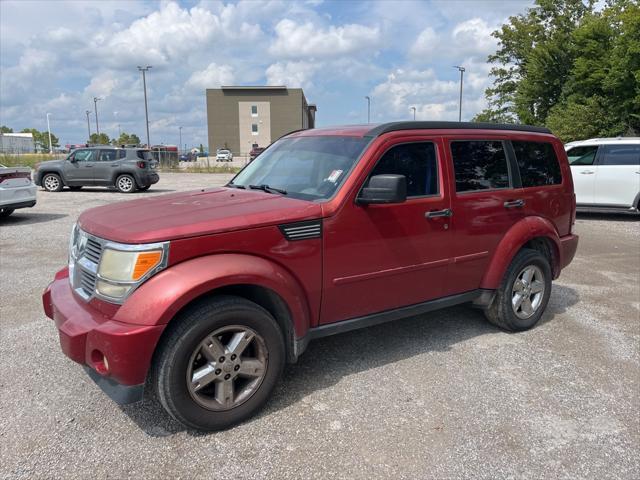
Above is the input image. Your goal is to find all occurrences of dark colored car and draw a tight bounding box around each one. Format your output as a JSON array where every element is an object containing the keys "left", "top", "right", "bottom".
[
  {"left": 179, "top": 153, "right": 196, "bottom": 162},
  {"left": 43, "top": 121, "right": 578, "bottom": 431},
  {"left": 34, "top": 146, "right": 159, "bottom": 193},
  {"left": 249, "top": 146, "right": 266, "bottom": 161}
]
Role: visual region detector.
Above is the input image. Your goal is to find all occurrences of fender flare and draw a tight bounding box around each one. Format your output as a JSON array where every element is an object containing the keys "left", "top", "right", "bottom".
[
  {"left": 113, "top": 253, "right": 313, "bottom": 338},
  {"left": 480, "top": 216, "right": 561, "bottom": 290},
  {"left": 39, "top": 167, "right": 67, "bottom": 185}
]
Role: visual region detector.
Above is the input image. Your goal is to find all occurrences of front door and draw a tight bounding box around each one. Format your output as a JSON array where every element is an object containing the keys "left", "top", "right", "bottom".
[
  {"left": 64, "top": 149, "right": 97, "bottom": 184},
  {"left": 321, "top": 138, "right": 452, "bottom": 324},
  {"left": 567, "top": 145, "right": 599, "bottom": 205}
]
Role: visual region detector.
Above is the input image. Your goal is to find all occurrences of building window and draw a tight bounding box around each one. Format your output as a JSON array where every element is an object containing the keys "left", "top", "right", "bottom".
[
  {"left": 251, "top": 105, "right": 258, "bottom": 116},
  {"left": 251, "top": 124, "right": 259, "bottom": 135}
]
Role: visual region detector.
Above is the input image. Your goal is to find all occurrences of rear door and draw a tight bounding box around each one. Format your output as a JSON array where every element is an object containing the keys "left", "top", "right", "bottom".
[
  {"left": 566, "top": 145, "right": 599, "bottom": 205},
  {"left": 94, "top": 149, "right": 121, "bottom": 185},
  {"left": 64, "top": 149, "right": 97, "bottom": 183},
  {"left": 594, "top": 144, "right": 640, "bottom": 207},
  {"left": 446, "top": 137, "right": 526, "bottom": 295}
]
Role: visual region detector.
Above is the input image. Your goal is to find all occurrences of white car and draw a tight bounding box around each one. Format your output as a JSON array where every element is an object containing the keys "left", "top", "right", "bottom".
[
  {"left": 0, "top": 164, "right": 37, "bottom": 218},
  {"left": 565, "top": 138, "right": 640, "bottom": 214},
  {"left": 216, "top": 149, "right": 233, "bottom": 162}
]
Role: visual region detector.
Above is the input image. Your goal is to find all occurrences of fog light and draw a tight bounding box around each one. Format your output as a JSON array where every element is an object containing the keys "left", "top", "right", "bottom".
[
  {"left": 96, "top": 280, "right": 131, "bottom": 299},
  {"left": 91, "top": 350, "right": 109, "bottom": 375}
]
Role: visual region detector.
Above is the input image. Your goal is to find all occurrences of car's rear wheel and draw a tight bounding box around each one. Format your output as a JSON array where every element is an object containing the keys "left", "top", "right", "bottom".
[
  {"left": 42, "top": 173, "right": 63, "bottom": 192},
  {"left": 115, "top": 174, "right": 136, "bottom": 193},
  {"left": 484, "top": 248, "right": 552, "bottom": 331},
  {"left": 154, "top": 296, "right": 285, "bottom": 431},
  {"left": 0, "top": 208, "right": 14, "bottom": 218}
]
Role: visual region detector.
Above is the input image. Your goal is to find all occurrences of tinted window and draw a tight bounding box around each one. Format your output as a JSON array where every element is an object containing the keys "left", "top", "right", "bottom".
[
  {"left": 369, "top": 143, "right": 438, "bottom": 197},
  {"left": 512, "top": 141, "right": 562, "bottom": 187},
  {"left": 451, "top": 141, "right": 509, "bottom": 192},
  {"left": 136, "top": 150, "right": 152, "bottom": 160},
  {"left": 118, "top": 150, "right": 126, "bottom": 159},
  {"left": 601, "top": 145, "right": 640, "bottom": 166},
  {"left": 99, "top": 150, "right": 117, "bottom": 162},
  {"left": 566, "top": 145, "right": 598, "bottom": 165},
  {"left": 251, "top": 105, "right": 258, "bottom": 115},
  {"left": 72, "top": 149, "right": 95, "bottom": 162},
  {"left": 251, "top": 124, "right": 258, "bottom": 133}
]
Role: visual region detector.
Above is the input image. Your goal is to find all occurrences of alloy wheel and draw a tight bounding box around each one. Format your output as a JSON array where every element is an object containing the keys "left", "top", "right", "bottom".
[
  {"left": 117, "top": 176, "right": 134, "bottom": 192},
  {"left": 511, "top": 265, "right": 545, "bottom": 319},
  {"left": 44, "top": 175, "right": 60, "bottom": 191}
]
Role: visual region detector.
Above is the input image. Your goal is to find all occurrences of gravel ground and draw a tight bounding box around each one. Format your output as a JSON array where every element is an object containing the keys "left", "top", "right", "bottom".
[{"left": 1, "top": 173, "right": 639, "bottom": 479}]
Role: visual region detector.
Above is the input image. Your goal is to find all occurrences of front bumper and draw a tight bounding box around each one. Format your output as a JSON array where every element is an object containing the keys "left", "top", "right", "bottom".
[{"left": 43, "top": 268, "right": 165, "bottom": 404}]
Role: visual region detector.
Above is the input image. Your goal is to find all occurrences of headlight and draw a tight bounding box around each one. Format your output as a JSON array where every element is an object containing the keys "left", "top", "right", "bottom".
[{"left": 96, "top": 247, "right": 165, "bottom": 299}]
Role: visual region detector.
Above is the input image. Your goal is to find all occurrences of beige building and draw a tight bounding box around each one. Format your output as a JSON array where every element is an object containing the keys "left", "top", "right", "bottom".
[{"left": 206, "top": 86, "right": 316, "bottom": 156}]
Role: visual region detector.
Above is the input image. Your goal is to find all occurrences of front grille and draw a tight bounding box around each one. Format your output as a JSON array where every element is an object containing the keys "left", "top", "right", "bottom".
[
  {"left": 85, "top": 238, "right": 103, "bottom": 264},
  {"left": 70, "top": 228, "right": 105, "bottom": 300},
  {"left": 80, "top": 269, "right": 97, "bottom": 294}
]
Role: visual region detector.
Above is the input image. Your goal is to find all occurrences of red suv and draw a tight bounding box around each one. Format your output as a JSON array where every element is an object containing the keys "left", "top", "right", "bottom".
[{"left": 43, "top": 122, "right": 578, "bottom": 431}]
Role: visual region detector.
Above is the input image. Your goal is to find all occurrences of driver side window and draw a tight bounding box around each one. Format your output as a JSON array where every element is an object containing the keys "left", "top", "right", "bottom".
[
  {"left": 72, "top": 149, "right": 95, "bottom": 162},
  {"left": 368, "top": 142, "right": 439, "bottom": 197}
]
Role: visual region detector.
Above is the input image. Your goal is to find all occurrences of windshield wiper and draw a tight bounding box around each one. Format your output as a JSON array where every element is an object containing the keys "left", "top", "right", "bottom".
[
  {"left": 226, "top": 182, "right": 246, "bottom": 189},
  {"left": 249, "top": 184, "right": 287, "bottom": 195}
]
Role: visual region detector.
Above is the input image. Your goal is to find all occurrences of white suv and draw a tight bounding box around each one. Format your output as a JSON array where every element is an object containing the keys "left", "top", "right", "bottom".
[{"left": 565, "top": 138, "right": 640, "bottom": 214}]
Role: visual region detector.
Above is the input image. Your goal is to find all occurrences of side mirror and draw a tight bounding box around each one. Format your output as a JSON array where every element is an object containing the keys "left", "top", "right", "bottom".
[
  {"left": 358, "top": 174, "right": 407, "bottom": 205},
  {"left": 67, "top": 155, "right": 76, "bottom": 163}
]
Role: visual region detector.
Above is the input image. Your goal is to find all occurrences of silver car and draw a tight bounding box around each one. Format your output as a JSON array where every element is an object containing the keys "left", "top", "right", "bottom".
[{"left": 0, "top": 164, "right": 37, "bottom": 218}]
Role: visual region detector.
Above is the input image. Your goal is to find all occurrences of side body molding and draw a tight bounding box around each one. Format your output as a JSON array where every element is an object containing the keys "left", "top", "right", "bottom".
[
  {"left": 113, "top": 254, "right": 312, "bottom": 338},
  {"left": 480, "top": 216, "right": 562, "bottom": 290}
]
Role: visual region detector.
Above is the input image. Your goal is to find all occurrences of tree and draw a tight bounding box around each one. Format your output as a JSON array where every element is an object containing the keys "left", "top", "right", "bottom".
[
  {"left": 21, "top": 128, "right": 59, "bottom": 152},
  {"left": 112, "top": 132, "right": 141, "bottom": 146},
  {"left": 1, "top": 126, "right": 13, "bottom": 133},
  {"left": 475, "top": 0, "right": 639, "bottom": 141},
  {"left": 89, "top": 133, "right": 110, "bottom": 145}
]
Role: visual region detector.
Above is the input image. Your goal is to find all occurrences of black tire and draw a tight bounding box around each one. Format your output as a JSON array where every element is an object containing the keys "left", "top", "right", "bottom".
[
  {"left": 68, "top": 186, "right": 83, "bottom": 191},
  {"left": 115, "top": 174, "right": 136, "bottom": 193},
  {"left": 154, "top": 295, "right": 285, "bottom": 431},
  {"left": 484, "top": 248, "right": 552, "bottom": 332},
  {"left": 0, "top": 208, "right": 14, "bottom": 218},
  {"left": 138, "top": 185, "right": 151, "bottom": 191},
  {"left": 42, "top": 173, "right": 63, "bottom": 192}
]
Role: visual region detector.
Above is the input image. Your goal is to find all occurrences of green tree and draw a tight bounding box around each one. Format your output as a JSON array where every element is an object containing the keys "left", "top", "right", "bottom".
[
  {"left": 1, "top": 125, "right": 13, "bottom": 133},
  {"left": 89, "top": 133, "right": 111, "bottom": 145},
  {"left": 112, "top": 132, "right": 141, "bottom": 146},
  {"left": 21, "top": 128, "right": 59, "bottom": 152}
]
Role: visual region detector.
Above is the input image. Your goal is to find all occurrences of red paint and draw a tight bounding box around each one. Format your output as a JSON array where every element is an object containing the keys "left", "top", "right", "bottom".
[{"left": 44, "top": 125, "right": 578, "bottom": 388}]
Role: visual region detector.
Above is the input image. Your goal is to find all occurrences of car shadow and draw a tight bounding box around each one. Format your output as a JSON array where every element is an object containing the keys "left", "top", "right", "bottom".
[
  {"left": 0, "top": 212, "right": 67, "bottom": 225},
  {"left": 576, "top": 212, "right": 639, "bottom": 222},
  {"left": 120, "top": 284, "right": 579, "bottom": 437}
]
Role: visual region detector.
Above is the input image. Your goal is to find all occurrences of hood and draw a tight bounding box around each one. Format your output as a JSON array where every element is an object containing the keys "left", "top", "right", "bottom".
[
  {"left": 78, "top": 187, "right": 322, "bottom": 244},
  {"left": 36, "top": 159, "right": 65, "bottom": 168}
]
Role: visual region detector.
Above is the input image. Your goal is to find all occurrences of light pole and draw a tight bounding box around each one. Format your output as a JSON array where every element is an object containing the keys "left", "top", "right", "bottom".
[
  {"left": 93, "top": 97, "right": 102, "bottom": 135},
  {"left": 365, "top": 96, "right": 371, "bottom": 123},
  {"left": 46, "top": 113, "right": 53, "bottom": 153},
  {"left": 453, "top": 66, "right": 465, "bottom": 122},
  {"left": 85, "top": 110, "right": 91, "bottom": 140},
  {"left": 137, "top": 66, "right": 152, "bottom": 147},
  {"left": 179, "top": 126, "right": 183, "bottom": 154},
  {"left": 411, "top": 106, "right": 416, "bottom": 121},
  {"left": 118, "top": 124, "right": 121, "bottom": 137}
]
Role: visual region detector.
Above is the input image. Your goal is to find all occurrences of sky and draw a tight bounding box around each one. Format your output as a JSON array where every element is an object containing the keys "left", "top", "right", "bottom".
[{"left": 0, "top": 0, "right": 535, "bottom": 148}]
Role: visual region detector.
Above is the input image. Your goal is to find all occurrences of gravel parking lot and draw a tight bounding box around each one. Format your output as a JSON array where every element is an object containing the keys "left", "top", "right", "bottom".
[{"left": 1, "top": 173, "right": 638, "bottom": 479}]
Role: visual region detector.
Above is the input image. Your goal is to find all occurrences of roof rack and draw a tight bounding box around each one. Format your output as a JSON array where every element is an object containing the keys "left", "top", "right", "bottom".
[{"left": 365, "top": 121, "right": 551, "bottom": 137}]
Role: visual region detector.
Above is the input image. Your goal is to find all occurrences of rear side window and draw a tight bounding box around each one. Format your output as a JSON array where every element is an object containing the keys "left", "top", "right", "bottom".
[
  {"left": 369, "top": 142, "right": 438, "bottom": 197},
  {"left": 99, "top": 150, "right": 117, "bottom": 162},
  {"left": 118, "top": 150, "right": 126, "bottom": 159},
  {"left": 600, "top": 145, "right": 640, "bottom": 165},
  {"left": 451, "top": 141, "right": 509, "bottom": 192},
  {"left": 136, "top": 150, "right": 152, "bottom": 160},
  {"left": 566, "top": 145, "right": 598, "bottom": 165},
  {"left": 512, "top": 141, "right": 562, "bottom": 187}
]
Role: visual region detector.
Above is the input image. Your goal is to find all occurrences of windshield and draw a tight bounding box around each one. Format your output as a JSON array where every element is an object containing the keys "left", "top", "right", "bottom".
[{"left": 230, "top": 136, "right": 369, "bottom": 201}]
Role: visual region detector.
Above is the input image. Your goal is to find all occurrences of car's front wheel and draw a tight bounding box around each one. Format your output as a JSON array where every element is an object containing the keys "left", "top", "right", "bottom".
[
  {"left": 154, "top": 296, "right": 285, "bottom": 431},
  {"left": 115, "top": 174, "right": 136, "bottom": 193},
  {"left": 484, "top": 248, "right": 552, "bottom": 331},
  {"left": 42, "top": 173, "right": 63, "bottom": 192}
]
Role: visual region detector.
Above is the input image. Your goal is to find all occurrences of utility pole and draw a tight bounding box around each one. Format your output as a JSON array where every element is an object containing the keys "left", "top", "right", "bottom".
[
  {"left": 93, "top": 97, "right": 101, "bottom": 135},
  {"left": 137, "top": 66, "right": 152, "bottom": 147},
  {"left": 365, "top": 96, "right": 371, "bottom": 123},
  {"left": 85, "top": 110, "right": 91, "bottom": 140},
  {"left": 411, "top": 106, "right": 416, "bottom": 121},
  {"left": 453, "top": 66, "right": 465, "bottom": 122},
  {"left": 118, "top": 124, "right": 121, "bottom": 137},
  {"left": 46, "top": 113, "right": 53, "bottom": 153},
  {"left": 179, "top": 126, "right": 183, "bottom": 154}
]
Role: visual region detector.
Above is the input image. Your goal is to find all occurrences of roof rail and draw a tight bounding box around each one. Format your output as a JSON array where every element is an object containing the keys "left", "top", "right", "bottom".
[{"left": 365, "top": 121, "right": 551, "bottom": 137}]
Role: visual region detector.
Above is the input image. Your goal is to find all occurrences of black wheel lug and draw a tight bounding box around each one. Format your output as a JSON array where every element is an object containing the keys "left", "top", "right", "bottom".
[
  {"left": 215, "top": 369, "right": 221, "bottom": 375},
  {"left": 234, "top": 365, "right": 240, "bottom": 371},
  {"left": 219, "top": 356, "right": 225, "bottom": 363},
  {"left": 224, "top": 374, "right": 231, "bottom": 380}
]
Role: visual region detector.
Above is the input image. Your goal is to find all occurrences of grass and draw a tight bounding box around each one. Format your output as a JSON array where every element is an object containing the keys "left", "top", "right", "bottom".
[{"left": 0, "top": 153, "right": 63, "bottom": 168}]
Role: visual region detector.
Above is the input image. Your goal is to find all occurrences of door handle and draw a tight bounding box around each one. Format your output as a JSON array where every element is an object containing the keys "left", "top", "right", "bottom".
[
  {"left": 111, "top": 164, "right": 119, "bottom": 167},
  {"left": 579, "top": 170, "right": 595, "bottom": 174},
  {"left": 425, "top": 208, "right": 453, "bottom": 218},
  {"left": 85, "top": 165, "right": 93, "bottom": 167},
  {"left": 504, "top": 199, "right": 525, "bottom": 208}
]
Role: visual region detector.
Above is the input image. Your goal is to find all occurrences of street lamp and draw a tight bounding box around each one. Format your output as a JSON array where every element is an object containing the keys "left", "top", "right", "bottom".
[
  {"left": 365, "top": 96, "right": 371, "bottom": 123},
  {"left": 46, "top": 113, "right": 53, "bottom": 154},
  {"left": 85, "top": 110, "right": 92, "bottom": 140},
  {"left": 453, "top": 66, "right": 465, "bottom": 122},
  {"left": 179, "top": 126, "right": 183, "bottom": 154},
  {"left": 411, "top": 106, "right": 416, "bottom": 121},
  {"left": 137, "top": 66, "right": 152, "bottom": 147},
  {"left": 93, "top": 97, "right": 102, "bottom": 135}
]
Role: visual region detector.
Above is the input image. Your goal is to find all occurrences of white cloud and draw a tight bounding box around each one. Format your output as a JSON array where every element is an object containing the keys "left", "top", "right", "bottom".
[
  {"left": 270, "top": 19, "right": 380, "bottom": 58},
  {"left": 186, "top": 63, "right": 235, "bottom": 92},
  {"left": 265, "top": 61, "right": 320, "bottom": 88}
]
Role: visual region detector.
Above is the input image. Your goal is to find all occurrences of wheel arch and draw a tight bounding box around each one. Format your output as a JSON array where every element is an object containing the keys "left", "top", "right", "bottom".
[
  {"left": 40, "top": 168, "right": 67, "bottom": 185},
  {"left": 480, "top": 216, "right": 561, "bottom": 290}
]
